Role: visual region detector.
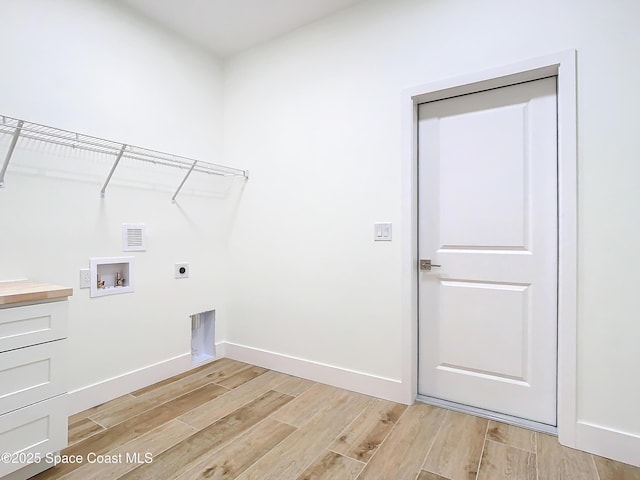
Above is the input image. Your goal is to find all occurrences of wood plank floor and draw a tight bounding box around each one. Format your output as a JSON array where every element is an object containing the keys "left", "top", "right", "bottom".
[{"left": 34, "top": 358, "right": 640, "bottom": 480}]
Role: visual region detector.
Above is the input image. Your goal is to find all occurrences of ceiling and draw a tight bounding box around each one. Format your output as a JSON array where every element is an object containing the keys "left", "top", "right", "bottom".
[{"left": 119, "top": 0, "right": 365, "bottom": 58}]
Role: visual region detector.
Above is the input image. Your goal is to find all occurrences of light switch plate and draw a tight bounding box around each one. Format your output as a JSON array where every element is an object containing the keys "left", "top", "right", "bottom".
[
  {"left": 374, "top": 223, "right": 392, "bottom": 241},
  {"left": 79, "top": 268, "right": 91, "bottom": 288}
]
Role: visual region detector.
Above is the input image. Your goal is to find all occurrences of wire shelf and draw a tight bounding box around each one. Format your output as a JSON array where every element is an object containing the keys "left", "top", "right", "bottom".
[{"left": 0, "top": 114, "right": 248, "bottom": 200}]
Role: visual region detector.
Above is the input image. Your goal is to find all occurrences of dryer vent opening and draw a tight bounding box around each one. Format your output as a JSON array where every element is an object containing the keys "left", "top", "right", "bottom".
[{"left": 191, "top": 310, "right": 215, "bottom": 365}]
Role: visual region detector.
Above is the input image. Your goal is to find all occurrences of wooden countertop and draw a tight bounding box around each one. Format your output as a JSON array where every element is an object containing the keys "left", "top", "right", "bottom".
[{"left": 0, "top": 280, "right": 73, "bottom": 305}]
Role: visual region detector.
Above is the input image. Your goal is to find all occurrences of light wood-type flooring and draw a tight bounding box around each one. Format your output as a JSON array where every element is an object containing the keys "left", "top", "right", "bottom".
[{"left": 34, "top": 358, "right": 639, "bottom": 480}]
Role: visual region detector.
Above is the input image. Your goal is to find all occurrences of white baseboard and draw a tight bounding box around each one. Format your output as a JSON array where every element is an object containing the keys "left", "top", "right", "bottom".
[
  {"left": 575, "top": 421, "right": 640, "bottom": 467},
  {"left": 215, "top": 341, "right": 228, "bottom": 358},
  {"left": 67, "top": 353, "right": 192, "bottom": 416},
  {"left": 220, "top": 341, "right": 407, "bottom": 404},
  {"left": 64, "top": 344, "right": 639, "bottom": 469}
]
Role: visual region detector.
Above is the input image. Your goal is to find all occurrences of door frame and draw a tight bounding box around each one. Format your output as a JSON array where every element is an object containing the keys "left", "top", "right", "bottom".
[{"left": 400, "top": 50, "right": 577, "bottom": 447}]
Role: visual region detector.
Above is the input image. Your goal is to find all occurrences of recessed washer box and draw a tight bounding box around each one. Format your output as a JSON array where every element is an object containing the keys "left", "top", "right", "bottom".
[{"left": 90, "top": 256, "right": 135, "bottom": 298}]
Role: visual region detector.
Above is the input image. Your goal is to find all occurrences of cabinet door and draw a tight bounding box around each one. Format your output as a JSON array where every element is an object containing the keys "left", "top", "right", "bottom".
[
  {"left": 0, "top": 301, "right": 68, "bottom": 352},
  {"left": 0, "top": 341, "right": 66, "bottom": 414},
  {"left": 0, "top": 394, "right": 68, "bottom": 477}
]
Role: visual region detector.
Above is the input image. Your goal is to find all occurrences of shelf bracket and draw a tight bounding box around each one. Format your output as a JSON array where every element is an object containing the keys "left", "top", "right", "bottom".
[
  {"left": 0, "top": 120, "right": 23, "bottom": 188},
  {"left": 100, "top": 144, "right": 127, "bottom": 197},
  {"left": 171, "top": 160, "right": 198, "bottom": 203}
]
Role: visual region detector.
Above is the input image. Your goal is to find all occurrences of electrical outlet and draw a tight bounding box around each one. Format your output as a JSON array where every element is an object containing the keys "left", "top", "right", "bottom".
[
  {"left": 175, "top": 262, "right": 189, "bottom": 279},
  {"left": 79, "top": 268, "right": 91, "bottom": 288}
]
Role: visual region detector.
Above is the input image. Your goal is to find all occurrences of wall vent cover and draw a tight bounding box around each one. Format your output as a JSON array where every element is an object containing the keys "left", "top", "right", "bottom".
[{"left": 122, "top": 223, "right": 146, "bottom": 251}]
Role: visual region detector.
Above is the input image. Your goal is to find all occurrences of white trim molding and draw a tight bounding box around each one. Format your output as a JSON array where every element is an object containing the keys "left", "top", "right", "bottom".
[
  {"left": 576, "top": 422, "right": 640, "bottom": 467},
  {"left": 67, "top": 353, "right": 192, "bottom": 416},
  {"left": 401, "top": 50, "right": 578, "bottom": 446},
  {"left": 66, "top": 341, "right": 406, "bottom": 420},
  {"left": 221, "top": 341, "right": 406, "bottom": 403}
]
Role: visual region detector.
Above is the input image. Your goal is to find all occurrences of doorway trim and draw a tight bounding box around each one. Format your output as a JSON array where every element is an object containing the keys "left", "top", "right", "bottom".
[{"left": 400, "top": 50, "right": 577, "bottom": 447}]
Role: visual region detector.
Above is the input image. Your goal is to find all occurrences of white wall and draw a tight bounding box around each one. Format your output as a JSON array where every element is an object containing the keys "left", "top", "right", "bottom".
[
  {"left": 0, "top": 0, "right": 235, "bottom": 399},
  {"left": 2, "top": 0, "right": 638, "bottom": 465},
  {"left": 222, "top": 0, "right": 640, "bottom": 463}
]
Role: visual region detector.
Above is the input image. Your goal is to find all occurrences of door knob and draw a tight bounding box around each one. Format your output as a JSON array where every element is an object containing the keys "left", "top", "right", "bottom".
[{"left": 420, "top": 259, "right": 441, "bottom": 271}]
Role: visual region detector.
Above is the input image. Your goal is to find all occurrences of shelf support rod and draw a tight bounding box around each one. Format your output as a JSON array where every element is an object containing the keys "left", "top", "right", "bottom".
[
  {"left": 171, "top": 160, "right": 198, "bottom": 203},
  {"left": 0, "top": 120, "right": 23, "bottom": 188},
  {"left": 100, "top": 144, "right": 127, "bottom": 197}
]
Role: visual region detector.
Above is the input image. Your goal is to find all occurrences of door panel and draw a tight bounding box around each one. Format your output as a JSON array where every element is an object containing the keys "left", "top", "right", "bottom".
[
  {"left": 417, "top": 77, "right": 558, "bottom": 425},
  {"left": 439, "top": 103, "right": 527, "bottom": 248},
  {"left": 439, "top": 280, "right": 529, "bottom": 380}
]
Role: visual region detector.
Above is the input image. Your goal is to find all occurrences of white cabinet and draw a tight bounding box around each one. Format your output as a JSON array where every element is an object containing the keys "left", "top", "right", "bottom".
[
  {"left": 0, "top": 282, "right": 71, "bottom": 479},
  {"left": 0, "top": 396, "right": 68, "bottom": 476},
  {"left": 0, "top": 341, "right": 67, "bottom": 415},
  {"left": 0, "top": 301, "right": 68, "bottom": 352}
]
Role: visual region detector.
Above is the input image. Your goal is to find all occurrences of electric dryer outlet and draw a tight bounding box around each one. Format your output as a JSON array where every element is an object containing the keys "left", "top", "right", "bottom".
[{"left": 175, "top": 263, "right": 189, "bottom": 279}]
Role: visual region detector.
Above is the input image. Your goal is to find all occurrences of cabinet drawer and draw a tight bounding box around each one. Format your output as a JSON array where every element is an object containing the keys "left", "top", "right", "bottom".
[
  {"left": 0, "top": 301, "right": 68, "bottom": 352},
  {"left": 0, "top": 394, "right": 68, "bottom": 477},
  {"left": 0, "top": 341, "right": 66, "bottom": 415}
]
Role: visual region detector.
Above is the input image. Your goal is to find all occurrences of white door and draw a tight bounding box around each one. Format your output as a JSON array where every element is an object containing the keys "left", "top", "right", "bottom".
[{"left": 417, "top": 77, "right": 558, "bottom": 425}]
